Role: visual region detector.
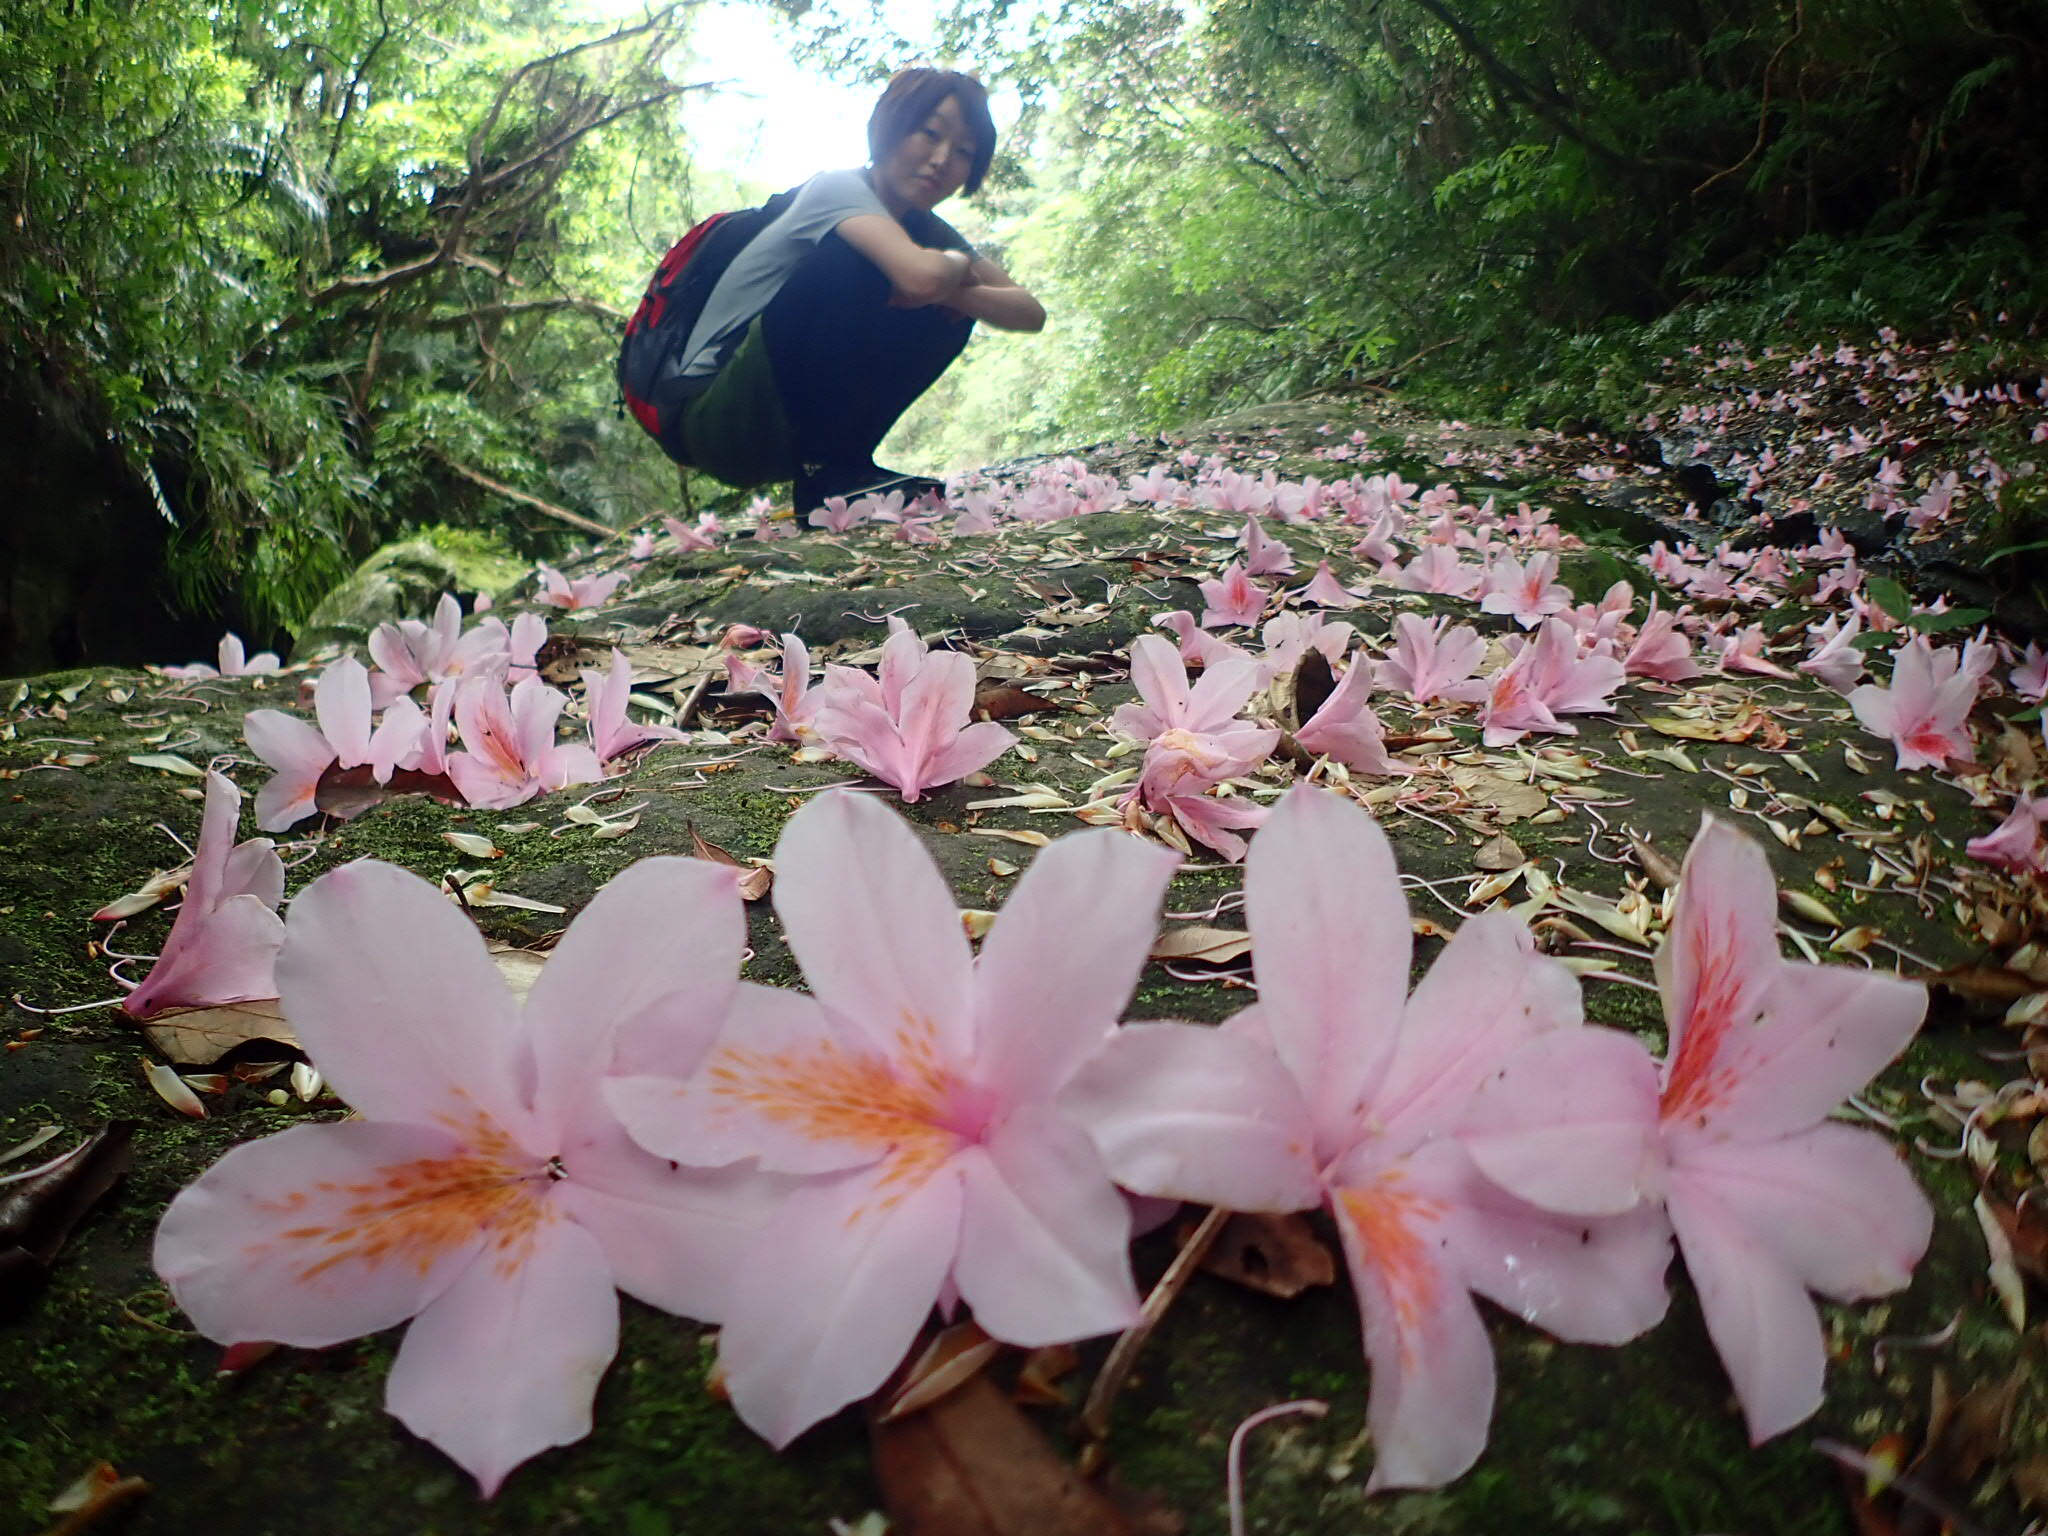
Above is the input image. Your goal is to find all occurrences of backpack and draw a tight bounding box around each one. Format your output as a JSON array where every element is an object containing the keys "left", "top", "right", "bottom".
[{"left": 617, "top": 186, "right": 800, "bottom": 444}]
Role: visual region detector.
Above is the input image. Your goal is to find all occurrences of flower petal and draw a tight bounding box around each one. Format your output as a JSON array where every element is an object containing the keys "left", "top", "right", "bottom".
[
  {"left": 1655, "top": 815, "right": 1783, "bottom": 1110},
  {"left": 155, "top": 1120, "right": 484, "bottom": 1347},
  {"left": 385, "top": 1206, "right": 618, "bottom": 1496},
  {"left": 1460, "top": 1027, "right": 1665, "bottom": 1216},
  {"left": 523, "top": 857, "right": 744, "bottom": 1140},
  {"left": 316, "top": 657, "right": 374, "bottom": 766},
  {"left": 122, "top": 893, "right": 284, "bottom": 1020},
  {"left": 607, "top": 982, "right": 881, "bottom": 1176},
  {"left": 1671, "top": 1124, "right": 1931, "bottom": 1303},
  {"left": 1371, "top": 911, "right": 1581, "bottom": 1149},
  {"left": 276, "top": 859, "right": 529, "bottom": 1131},
  {"left": 973, "top": 829, "right": 1179, "bottom": 1104},
  {"left": 1244, "top": 785, "right": 1412, "bottom": 1139},
  {"left": 1327, "top": 1153, "right": 1496, "bottom": 1492},
  {"left": 243, "top": 710, "right": 335, "bottom": 831},
  {"left": 1666, "top": 1165, "right": 1827, "bottom": 1444},
  {"left": 951, "top": 1106, "right": 1139, "bottom": 1346},
  {"left": 1059, "top": 1021, "right": 1321, "bottom": 1211},
  {"left": 770, "top": 792, "right": 973, "bottom": 1059},
  {"left": 717, "top": 1160, "right": 963, "bottom": 1447},
  {"left": 554, "top": 1149, "right": 788, "bottom": 1322}
]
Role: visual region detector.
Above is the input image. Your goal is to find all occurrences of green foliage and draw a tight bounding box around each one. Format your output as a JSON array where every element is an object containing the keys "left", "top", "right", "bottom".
[{"left": 0, "top": 0, "right": 707, "bottom": 638}]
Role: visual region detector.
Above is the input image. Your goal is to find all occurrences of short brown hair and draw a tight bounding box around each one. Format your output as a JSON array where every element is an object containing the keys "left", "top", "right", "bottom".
[{"left": 867, "top": 69, "right": 996, "bottom": 196}]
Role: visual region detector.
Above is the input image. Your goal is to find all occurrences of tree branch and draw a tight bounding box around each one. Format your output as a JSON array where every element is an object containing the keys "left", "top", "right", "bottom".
[{"left": 435, "top": 456, "right": 616, "bottom": 538}]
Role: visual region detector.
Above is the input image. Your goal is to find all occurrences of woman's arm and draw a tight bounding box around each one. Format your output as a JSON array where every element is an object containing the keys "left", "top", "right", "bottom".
[
  {"left": 944, "top": 257, "right": 1047, "bottom": 333},
  {"left": 836, "top": 213, "right": 972, "bottom": 306}
]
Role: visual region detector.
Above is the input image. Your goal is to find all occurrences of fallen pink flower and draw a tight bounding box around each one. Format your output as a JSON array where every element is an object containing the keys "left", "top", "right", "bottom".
[
  {"left": 445, "top": 674, "right": 604, "bottom": 810},
  {"left": 1480, "top": 553, "right": 1574, "bottom": 628},
  {"left": 583, "top": 649, "right": 685, "bottom": 764},
  {"left": 1239, "top": 515, "right": 1297, "bottom": 577},
  {"left": 605, "top": 792, "right": 1175, "bottom": 1445},
  {"left": 1847, "top": 635, "right": 1979, "bottom": 771},
  {"left": 1389, "top": 544, "right": 1480, "bottom": 598},
  {"left": 1623, "top": 601, "right": 1700, "bottom": 683},
  {"left": 1466, "top": 816, "right": 1931, "bottom": 1445},
  {"left": 813, "top": 626, "right": 1014, "bottom": 802},
  {"left": 1113, "top": 634, "right": 1267, "bottom": 746},
  {"left": 1798, "top": 614, "right": 1865, "bottom": 694},
  {"left": 155, "top": 855, "right": 781, "bottom": 1493},
  {"left": 243, "top": 658, "right": 428, "bottom": 830},
  {"left": 1480, "top": 620, "right": 1624, "bottom": 748},
  {"left": 122, "top": 771, "right": 285, "bottom": 1021},
  {"left": 1258, "top": 612, "right": 1352, "bottom": 685},
  {"left": 1714, "top": 625, "right": 1797, "bottom": 679},
  {"left": 163, "top": 633, "right": 283, "bottom": 680},
  {"left": 1295, "top": 560, "right": 1363, "bottom": 609},
  {"left": 807, "top": 496, "right": 865, "bottom": 533},
  {"left": 725, "top": 633, "right": 821, "bottom": 745},
  {"left": 663, "top": 514, "right": 718, "bottom": 553},
  {"left": 536, "top": 564, "right": 627, "bottom": 611},
  {"left": 1376, "top": 614, "right": 1489, "bottom": 705},
  {"left": 1153, "top": 610, "right": 1255, "bottom": 671},
  {"left": 368, "top": 593, "right": 464, "bottom": 705},
  {"left": 1064, "top": 787, "right": 1670, "bottom": 1489},
  {"left": 2012, "top": 642, "right": 2048, "bottom": 702},
  {"left": 1348, "top": 510, "right": 1403, "bottom": 565},
  {"left": 1292, "top": 658, "right": 1403, "bottom": 775},
  {"left": 1198, "top": 562, "right": 1268, "bottom": 629},
  {"left": 1966, "top": 796, "right": 2048, "bottom": 875}
]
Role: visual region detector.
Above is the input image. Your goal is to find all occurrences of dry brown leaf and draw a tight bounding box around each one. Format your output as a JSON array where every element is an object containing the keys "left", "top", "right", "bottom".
[
  {"left": 688, "top": 825, "right": 774, "bottom": 901},
  {"left": 1195, "top": 1211, "right": 1337, "bottom": 1298},
  {"left": 974, "top": 681, "right": 1057, "bottom": 722},
  {"left": 1471, "top": 833, "right": 1524, "bottom": 872},
  {"left": 40, "top": 1460, "right": 150, "bottom": 1536},
  {"left": 92, "top": 864, "right": 193, "bottom": 921},
  {"left": 1012, "top": 1344, "right": 1079, "bottom": 1408},
  {"left": 879, "top": 1322, "right": 1000, "bottom": 1423},
  {"left": 1446, "top": 764, "right": 1548, "bottom": 823},
  {"left": 139, "top": 999, "right": 293, "bottom": 1066},
  {"left": 1148, "top": 926, "right": 1254, "bottom": 965},
  {"left": 870, "top": 1375, "right": 1144, "bottom": 1536}
]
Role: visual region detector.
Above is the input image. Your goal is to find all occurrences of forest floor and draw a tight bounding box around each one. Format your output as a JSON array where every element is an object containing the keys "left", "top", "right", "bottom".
[{"left": 4, "top": 328, "right": 2048, "bottom": 1536}]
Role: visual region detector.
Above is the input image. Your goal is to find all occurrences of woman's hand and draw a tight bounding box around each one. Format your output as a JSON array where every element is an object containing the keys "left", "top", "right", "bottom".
[{"left": 939, "top": 258, "right": 1046, "bottom": 333}]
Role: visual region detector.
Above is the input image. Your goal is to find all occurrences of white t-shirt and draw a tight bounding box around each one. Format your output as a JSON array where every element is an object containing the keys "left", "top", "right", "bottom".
[{"left": 676, "top": 168, "right": 973, "bottom": 379}]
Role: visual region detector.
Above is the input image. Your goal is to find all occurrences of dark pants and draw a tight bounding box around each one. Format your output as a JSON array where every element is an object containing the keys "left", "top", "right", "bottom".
[{"left": 663, "top": 232, "right": 973, "bottom": 487}]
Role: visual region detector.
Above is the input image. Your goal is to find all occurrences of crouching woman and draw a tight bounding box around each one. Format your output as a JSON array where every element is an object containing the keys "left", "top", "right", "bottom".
[{"left": 655, "top": 68, "right": 1043, "bottom": 514}]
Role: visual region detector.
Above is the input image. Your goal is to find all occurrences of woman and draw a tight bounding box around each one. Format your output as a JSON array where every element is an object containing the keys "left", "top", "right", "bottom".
[{"left": 658, "top": 68, "right": 1044, "bottom": 514}]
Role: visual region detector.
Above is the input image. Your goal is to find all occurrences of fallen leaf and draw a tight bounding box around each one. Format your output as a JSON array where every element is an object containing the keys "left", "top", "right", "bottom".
[
  {"left": 1974, "top": 1193, "right": 2027, "bottom": 1330},
  {"left": 92, "top": 863, "right": 193, "bottom": 921},
  {"left": 139, "top": 999, "right": 293, "bottom": 1066},
  {"left": 1013, "top": 1344, "right": 1079, "bottom": 1408},
  {"left": 1148, "top": 926, "right": 1254, "bottom": 965},
  {"left": 41, "top": 1460, "right": 150, "bottom": 1536},
  {"left": 967, "top": 826, "right": 1052, "bottom": 848},
  {"left": 1195, "top": 1211, "right": 1337, "bottom": 1298},
  {"left": 870, "top": 1375, "right": 1144, "bottom": 1536},
  {"left": 974, "top": 681, "right": 1057, "bottom": 722},
  {"left": 1471, "top": 833, "right": 1524, "bottom": 872},
  {"left": 144, "top": 1060, "right": 207, "bottom": 1118},
  {"left": 126, "top": 752, "right": 204, "bottom": 777},
  {"left": 688, "top": 825, "right": 774, "bottom": 901},
  {"left": 442, "top": 831, "right": 500, "bottom": 859},
  {"left": 879, "top": 1321, "right": 1001, "bottom": 1423},
  {"left": 0, "top": 1123, "right": 134, "bottom": 1321}
]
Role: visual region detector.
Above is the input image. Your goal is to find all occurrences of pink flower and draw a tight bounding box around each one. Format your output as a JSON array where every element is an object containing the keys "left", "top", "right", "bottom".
[
  {"left": 122, "top": 771, "right": 285, "bottom": 1021},
  {"left": 1258, "top": 611, "right": 1352, "bottom": 683},
  {"left": 1714, "top": 625, "right": 1797, "bottom": 679},
  {"left": 1376, "top": 614, "right": 1488, "bottom": 705},
  {"left": 1295, "top": 560, "right": 1363, "bottom": 609},
  {"left": 1198, "top": 562, "right": 1268, "bottom": 629},
  {"left": 605, "top": 793, "right": 1175, "bottom": 1445},
  {"left": 2009, "top": 642, "right": 2048, "bottom": 702},
  {"left": 536, "top": 564, "right": 627, "bottom": 611},
  {"left": 1113, "top": 634, "right": 1265, "bottom": 744},
  {"left": 162, "top": 633, "right": 282, "bottom": 681},
  {"left": 155, "top": 856, "right": 780, "bottom": 1492},
  {"left": 1480, "top": 621, "right": 1624, "bottom": 747},
  {"left": 1479, "top": 553, "right": 1574, "bottom": 628},
  {"left": 368, "top": 594, "right": 465, "bottom": 705},
  {"left": 1623, "top": 601, "right": 1700, "bottom": 683},
  {"left": 813, "top": 626, "right": 1014, "bottom": 802},
  {"left": 629, "top": 531, "right": 656, "bottom": 560},
  {"left": 1847, "top": 635, "right": 1979, "bottom": 770},
  {"left": 663, "top": 514, "right": 718, "bottom": 553},
  {"left": 1239, "top": 515, "right": 1297, "bottom": 577},
  {"left": 243, "top": 658, "right": 428, "bottom": 831},
  {"left": 724, "top": 633, "right": 821, "bottom": 744},
  {"left": 1390, "top": 544, "right": 1480, "bottom": 598},
  {"left": 1797, "top": 614, "right": 1865, "bottom": 694},
  {"left": 1292, "top": 658, "right": 1403, "bottom": 775},
  {"left": 1348, "top": 510, "right": 1403, "bottom": 565},
  {"left": 807, "top": 496, "right": 866, "bottom": 533},
  {"left": 582, "top": 649, "right": 685, "bottom": 764},
  {"left": 1467, "top": 816, "right": 1931, "bottom": 1444},
  {"left": 1967, "top": 796, "right": 2048, "bottom": 874},
  {"left": 1152, "top": 610, "right": 1255, "bottom": 670},
  {"left": 1063, "top": 787, "right": 1671, "bottom": 1489},
  {"left": 446, "top": 674, "right": 604, "bottom": 810}
]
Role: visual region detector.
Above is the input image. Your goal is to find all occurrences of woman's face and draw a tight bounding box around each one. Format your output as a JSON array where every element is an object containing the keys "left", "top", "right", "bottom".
[{"left": 875, "top": 94, "right": 977, "bottom": 214}]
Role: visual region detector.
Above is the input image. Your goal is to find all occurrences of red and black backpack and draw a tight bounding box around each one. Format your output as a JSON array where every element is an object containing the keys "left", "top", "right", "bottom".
[{"left": 617, "top": 186, "right": 800, "bottom": 442}]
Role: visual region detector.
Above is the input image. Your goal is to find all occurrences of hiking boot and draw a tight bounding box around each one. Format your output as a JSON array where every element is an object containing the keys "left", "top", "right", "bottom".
[{"left": 793, "top": 462, "right": 945, "bottom": 515}]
